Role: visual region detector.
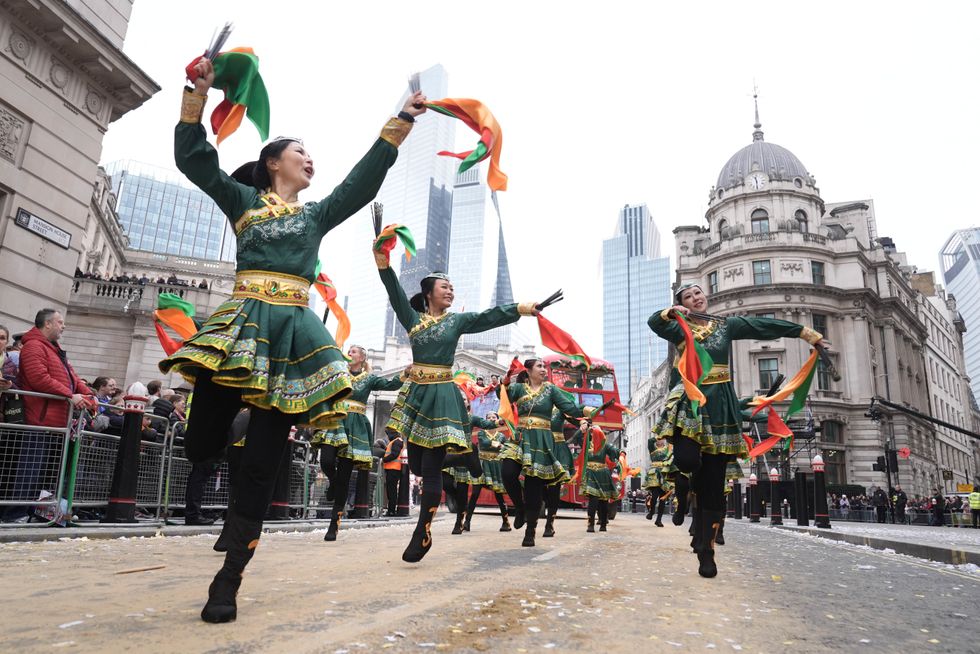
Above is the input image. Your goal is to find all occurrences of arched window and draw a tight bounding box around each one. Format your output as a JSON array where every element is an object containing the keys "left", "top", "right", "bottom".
[
  {"left": 751, "top": 209, "right": 769, "bottom": 234},
  {"left": 795, "top": 209, "right": 808, "bottom": 232},
  {"left": 717, "top": 218, "right": 728, "bottom": 238}
]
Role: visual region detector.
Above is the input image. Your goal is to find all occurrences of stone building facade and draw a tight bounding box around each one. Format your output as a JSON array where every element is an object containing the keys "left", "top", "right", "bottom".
[
  {"left": 0, "top": 0, "right": 157, "bottom": 331},
  {"left": 671, "top": 105, "right": 941, "bottom": 497}
]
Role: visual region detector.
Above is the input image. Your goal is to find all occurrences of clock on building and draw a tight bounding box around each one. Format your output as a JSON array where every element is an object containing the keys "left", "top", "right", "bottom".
[{"left": 746, "top": 173, "right": 768, "bottom": 190}]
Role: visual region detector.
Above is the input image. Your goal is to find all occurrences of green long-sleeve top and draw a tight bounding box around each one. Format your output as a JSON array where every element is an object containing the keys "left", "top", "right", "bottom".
[
  {"left": 504, "top": 382, "right": 587, "bottom": 422},
  {"left": 346, "top": 371, "right": 404, "bottom": 404},
  {"left": 175, "top": 121, "right": 399, "bottom": 280},
  {"left": 647, "top": 310, "right": 819, "bottom": 389},
  {"left": 380, "top": 267, "right": 522, "bottom": 366},
  {"left": 470, "top": 415, "right": 498, "bottom": 431},
  {"left": 477, "top": 429, "right": 506, "bottom": 452},
  {"left": 570, "top": 427, "right": 621, "bottom": 464}
]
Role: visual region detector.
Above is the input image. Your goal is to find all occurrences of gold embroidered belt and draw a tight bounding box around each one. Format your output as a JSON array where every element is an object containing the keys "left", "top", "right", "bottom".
[
  {"left": 552, "top": 431, "right": 566, "bottom": 443},
  {"left": 519, "top": 416, "right": 551, "bottom": 430},
  {"left": 702, "top": 364, "right": 730, "bottom": 385},
  {"left": 479, "top": 451, "right": 499, "bottom": 461},
  {"left": 233, "top": 270, "right": 311, "bottom": 306},
  {"left": 342, "top": 400, "right": 366, "bottom": 415},
  {"left": 587, "top": 462, "right": 607, "bottom": 471},
  {"left": 405, "top": 363, "right": 453, "bottom": 384}
]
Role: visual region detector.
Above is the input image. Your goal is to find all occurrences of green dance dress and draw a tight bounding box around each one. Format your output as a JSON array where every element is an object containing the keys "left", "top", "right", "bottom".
[
  {"left": 160, "top": 112, "right": 410, "bottom": 430},
  {"left": 648, "top": 311, "right": 821, "bottom": 456},
  {"left": 572, "top": 428, "right": 621, "bottom": 500},
  {"left": 381, "top": 266, "right": 526, "bottom": 451},
  {"left": 505, "top": 382, "right": 590, "bottom": 483},
  {"left": 311, "top": 370, "right": 403, "bottom": 469},
  {"left": 644, "top": 441, "right": 676, "bottom": 495},
  {"left": 476, "top": 429, "right": 507, "bottom": 493},
  {"left": 445, "top": 415, "right": 499, "bottom": 484},
  {"left": 550, "top": 406, "right": 576, "bottom": 481}
]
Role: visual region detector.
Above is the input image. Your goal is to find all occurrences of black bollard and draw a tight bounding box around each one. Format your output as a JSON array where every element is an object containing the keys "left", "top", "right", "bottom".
[
  {"left": 726, "top": 480, "right": 735, "bottom": 518},
  {"left": 268, "top": 442, "right": 291, "bottom": 520},
  {"left": 812, "top": 455, "right": 831, "bottom": 529},
  {"left": 397, "top": 464, "right": 411, "bottom": 516},
  {"left": 102, "top": 394, "right": 147, "bottom": 523},
  {"left": 769, "top": 468, "right": 783, "bottom": 526},
  {"left": 733, "top": 482, "right": 743, "bottom": 519},
  {"left": 353, "top": 468, "right": 371, "bottom": 518},
  {"left": 795, "top": 471, "right": 809, "bottom": 526},
  {"left": 749, "top": 473, "right": 761, "bottom": 522}
]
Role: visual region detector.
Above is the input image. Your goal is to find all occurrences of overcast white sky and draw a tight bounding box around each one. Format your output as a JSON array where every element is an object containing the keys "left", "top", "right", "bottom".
[{"left": 101, "top": 0, "right": 980, "bottom": 357}]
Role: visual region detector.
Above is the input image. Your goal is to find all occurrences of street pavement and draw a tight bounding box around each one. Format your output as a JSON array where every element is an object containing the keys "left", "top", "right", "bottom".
[{"left": 0, "top": 512, "right": 976, "bottom": 653}]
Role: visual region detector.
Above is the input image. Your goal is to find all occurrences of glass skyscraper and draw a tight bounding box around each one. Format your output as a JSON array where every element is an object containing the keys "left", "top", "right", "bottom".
[
  {"left": 339, "top": 64, "right": 456, "bottom": 349},
  {"left": 103, "top": 160, "right": 236, "bottom": 262},
  {"left": 940, "top": 228, "right": 980, "bottom": 404},
  {"left": 602, "top": 203, "right": 670, "bottom": 400},
  {"left": 447, "top": 164, "right": 515, "bottom": 349}
]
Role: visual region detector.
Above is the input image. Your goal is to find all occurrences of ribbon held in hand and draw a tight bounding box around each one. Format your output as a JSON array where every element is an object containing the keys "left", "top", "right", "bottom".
[
  {"left": 373, "top": 224, "right": 417, "bottom": 267},
  {"left": 313, "top": 264, "right": 351, "bottom": 352},
  {"left": 154, "top": 293, "right": 199, "bottom": 356},
  {"left": 185, "top": 48, "right": 270, "bottom": 145},
  {"left": 426, "top": 98, "right": 507, "bottom": 192}
]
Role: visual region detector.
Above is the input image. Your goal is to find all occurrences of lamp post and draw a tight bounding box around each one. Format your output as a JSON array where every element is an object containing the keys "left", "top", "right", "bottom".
[
  {"left": 769, "top": 467, "right": 782, "bottom": 526},
  {"left": 749, "top": 472, "right": 760, "bottom": 523},
  {"left": 812, "top": 454, "right": 831, "bottom": 529}
]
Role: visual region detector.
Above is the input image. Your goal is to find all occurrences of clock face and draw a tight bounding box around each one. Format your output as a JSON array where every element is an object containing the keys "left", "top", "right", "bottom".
[{"left": 747, "top": 173, "right": 768, "bottom": 190}]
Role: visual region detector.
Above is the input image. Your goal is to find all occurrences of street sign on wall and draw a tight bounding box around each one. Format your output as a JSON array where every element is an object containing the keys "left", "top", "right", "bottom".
[{"left": 14, "top": 207, "right": 72, "bottom": 249}]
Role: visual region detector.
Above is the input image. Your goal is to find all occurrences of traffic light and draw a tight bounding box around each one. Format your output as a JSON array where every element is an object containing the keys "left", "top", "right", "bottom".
[
  {"left": 872, "top": 456, "right": 886, "bottom": 472},
  {"left": 887, "top": 450, "right": 899, "bottom": 471}
]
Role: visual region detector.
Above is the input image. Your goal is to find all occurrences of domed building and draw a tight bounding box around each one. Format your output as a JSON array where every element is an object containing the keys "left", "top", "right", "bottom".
[{"left": 668, "top": 99, "right": 956, "bottom": 498}]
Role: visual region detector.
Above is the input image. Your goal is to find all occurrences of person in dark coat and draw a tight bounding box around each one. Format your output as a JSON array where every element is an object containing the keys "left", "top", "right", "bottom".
[
  {"left": 931, "top": 488, "right": 945, "bottom": 527},
  {"left": 872, "top": 487, "right": 889, "bottom": 523}
]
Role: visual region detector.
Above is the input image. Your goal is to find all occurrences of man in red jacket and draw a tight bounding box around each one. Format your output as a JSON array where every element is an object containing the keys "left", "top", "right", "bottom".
[{"left": 4, "top": 309, "right": 93, "bottom": 522}]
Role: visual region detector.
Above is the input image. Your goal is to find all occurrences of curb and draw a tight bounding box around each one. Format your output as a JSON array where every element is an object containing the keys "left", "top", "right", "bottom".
[
  {"left": 0, "top": 516, "right": 419, "bottom": 544},
  {"left": 773, "top": 525, "right": 980, "bottom": 566}
]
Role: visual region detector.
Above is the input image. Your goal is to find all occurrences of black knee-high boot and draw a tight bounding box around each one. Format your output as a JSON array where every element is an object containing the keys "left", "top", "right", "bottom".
[
  {"left": 715, "top": 515, "right": 726, "bottom": 545},
  {"left": 543, "top": 484, "right": 559, "bottom": 537},
  {"left": 501, "top": 459, "right": 525, "bottom": 530},
  {"left": 325, "top": 457, "right": 353, "bottom": 542},
  {"left": 696, "top": 510, "right": 724, "bottom": 578},
  {"left": 464, "top": 485, "right": 482, "bottom": 531},
  {"left": 403, "top": 490, "right": 440, "bottom": 563},
  {"left": 201, "top": 511, "right": 262, "bottom": 623},
  {"left": 320, "top": 445, "right": 338, "bottom": 501},
  {"left": 598, "top": 500, "right": 608, "bottom": 531},
  {"left": 451, "top": 483, "right": 468, "bottom": 535},
  {"left": 523, "top": 477, "right": 544, "bottom": 547},
  {"left": 645, "top": 493, "right": 655, "bottom": 520},
  {"left": 495, "top": 492, "right": 511, "bottom": 531},
  {"left": 672, "top": 475, "right": 691, "bottom": 526},
  {"left": 655, "top": 493, "right": 667, "bottom": 527}
]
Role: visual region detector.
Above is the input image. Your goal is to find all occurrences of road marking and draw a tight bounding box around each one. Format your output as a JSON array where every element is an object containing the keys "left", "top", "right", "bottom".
[{"left": 532, "top": 549, "right": 560, "bottom": 562}]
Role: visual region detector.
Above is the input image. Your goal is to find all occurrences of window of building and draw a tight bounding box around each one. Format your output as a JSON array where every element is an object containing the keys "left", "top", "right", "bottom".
[
  {"left": 751, "top": 209, "right": 769, "bottom": 233},
  {"left": 817, "top": 358, "right": 833, "bottom": 390},
  {"left": 795, "top": 209, "right": 808, "bottom": 232},
  {"left": 812, "top": 313, "right": 828, "bottom": 338},
  {"left": 753, "top": 260, "right": 772, "bottom": 285},
  {"left": 717, "top": 218, "right": 728, "bottom": 239},
  {"left": 823, "top": 448, "right": 846, "bottom": 485},
  {"left": 822, "top": 421, "right": 843, "bottom": 444},
  {"left": 811, "top": 260, "right": 826, "bottom": 285},
  {"left": 757, "top": 312, "right": 775, "bottom": 319},
  {"left": 708, "top": 270, "right": 718, "bottom": 294},
  {"left": 758, "top": 357, "right": 779, "bottom": 390}
]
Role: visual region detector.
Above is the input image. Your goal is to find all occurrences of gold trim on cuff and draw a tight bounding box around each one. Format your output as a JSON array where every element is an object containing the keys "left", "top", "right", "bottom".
[
  {"left": 379, "top": 117, "right": 413, "bottom": 148},
  {"left": 660, "top": 308, "right": 673, "bottom": 321},
  {"left": 800, "top": 326, "right": 823, "bottom": 345},
  {"left": 180, "top": 90, "right": 207, "bottom": 124},
  {"left": 518, "top": 302, "right": 537, "bottom": 316},
  {"left": 374, "top": 251, "right": 390, "bottom": 270}
]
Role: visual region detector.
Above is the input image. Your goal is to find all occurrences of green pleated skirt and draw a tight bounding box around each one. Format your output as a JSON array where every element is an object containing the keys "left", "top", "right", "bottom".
[{"left": 387, "top": 380, "right": 471, "bottom": 453}]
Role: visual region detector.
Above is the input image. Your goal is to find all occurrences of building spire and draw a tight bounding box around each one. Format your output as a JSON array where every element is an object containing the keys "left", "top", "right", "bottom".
[{"left": 752, "top": 82, "right": 764, "bottom": 142}]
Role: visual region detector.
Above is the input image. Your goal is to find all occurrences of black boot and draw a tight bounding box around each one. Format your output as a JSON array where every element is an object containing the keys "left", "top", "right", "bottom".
[
  {"left": 673, "top": 475, "right": 690, "bottom": 526},
  {"left": 696, "top": 510, "right": 723, "bottom": 578},
  {"left": 463, "top": 513, "right": 472, "bottom": 532},
  {"left": 201, "top": 512, "right": 262, "bottom": 623},
  {"left": 598, "top": 502, "right": 608, "bottom": 532},
  {"left": 499, "top": 505, "right": 512, "bottom": 532},
  {"left": 323, "top": 510, "right": 343, "bottom": 542},
  {"left": 403, "top": 492, "right": 440, "bottom": 563},
  {"left": 213, "top": 513, "right": 232, "bottom": 552},
  {"left": 587, "top": 517, "right": 595, "bottom": 533},
  {"left": 645, "top": 495, "right": 654, "bottom": 520},
  {"left": 690, "top": 505, "right": 701, "bottom": 552},
  {"left": 542, "top": 515, "right": 555, "bottom": 538},
  {"left": 715, "top": 516, "right": 726, "bottom": 545},
  {"left": 522, "top": 520, "right": 536, "bottom": 547},
  {"left": 452, "top": 511, "right": 465, "bottom": 535},
  {"left": 655, "top": 496, "right": 666, "bottom": 528}
]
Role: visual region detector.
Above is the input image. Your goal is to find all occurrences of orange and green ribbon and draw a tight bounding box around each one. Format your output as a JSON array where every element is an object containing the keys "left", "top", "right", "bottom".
[
  {"left": 673, "top": 312, "right": 714, "bottom": 417},
  {"left": 497, "top": 358, "right": 525, "bottom": 439},
  {"left": 154, "top": 293, "right": 198, "bottom": 356},
  {"left": 373, "top": 224, "right": 417, "bottom": 266},
  {"left": 185, "top": 48, "right": 270, "bottom": 145},
  {"left": 313, "top": 262, "right": 351, "bottom": 352},
  {"left": 537, "top": 315, "right": 592, "bottom": 368},
  {"left": 426, "top": 98, "right": 507, "bottom": 192},
  {"left": 746, "top": 349, "right": 819, "bottom": 457}
]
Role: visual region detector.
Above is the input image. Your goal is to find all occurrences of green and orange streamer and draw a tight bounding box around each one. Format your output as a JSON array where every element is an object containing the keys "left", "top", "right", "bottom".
[
  {"left": 746, "top": 350, "right": 819, "bottom": 458},
  {"left": 673, "top": 312, "right": 714, "bottom": 417},
  {"left": 426, "top": 98, "right": 507, "bottom": 192},
  {"left": 186, "top": 48, "right": 270, "bottom": 145},
  {"left": 313, "top": 265, "right": 351, "bottom": 352},
  {"left": 154, "top": 293, "right": 198, "bottom": 356},
  {"left": 373, "top": 224, "right": 417, "bottom": 267}
]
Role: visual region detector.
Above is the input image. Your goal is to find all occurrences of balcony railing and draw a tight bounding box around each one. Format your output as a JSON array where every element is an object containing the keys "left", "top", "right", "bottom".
[{"left": 68, "top": 278, "right": 229, "bottom": 319}]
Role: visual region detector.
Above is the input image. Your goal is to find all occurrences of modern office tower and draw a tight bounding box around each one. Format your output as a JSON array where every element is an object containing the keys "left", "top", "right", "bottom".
[{"left": 940, "top": 228, "right": 980, "bottom": 405}]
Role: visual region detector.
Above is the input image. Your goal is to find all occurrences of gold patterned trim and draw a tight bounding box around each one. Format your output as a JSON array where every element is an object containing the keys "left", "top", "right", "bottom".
[
  {"left": 519, "top": 416, "right": 552, "bottom": 430},
  {"left": 180, "top": 89, "right": 206, "bottom": 124},
  {"left": 479, "top": 451, "right": 499, "bottom": 461},
  {"left": 408, "top": 312, "right": 451, "bottom": 339},
  {"left": 518, "top": 302, "right": 537, "bottom": 316},
  {"left": 586, "top": 462, "right": 606, "bottom": 471},
  {"left": 379, "top": 117, "right": 413, "bottom": 148},
  {"left": 800, "top": 326, "right": 823, "bottom": 345},
  {"left": 404, "top": 362, "right": 453, "bottom": 384},
  {"left": 233, "top": 270, "right": 311, "bottom": 306},
  {"left": 552, "top": 432, "right": 566, "bottom": 443},
  {"left": 342, "top": 400, "right": 367, "bottom": 415},
  {"left": 702, "top": 364, "right": 731, "bottom": 385},
  {"left": 234, "top": 193, "right": 303, "bottom": 234}
]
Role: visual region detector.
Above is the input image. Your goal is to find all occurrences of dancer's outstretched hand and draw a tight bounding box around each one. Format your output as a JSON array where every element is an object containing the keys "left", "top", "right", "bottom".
[
  {"left": 402, "top": 91, "right": 427, "bottom": 117},
  {"left": 190, "top": 58, "right": 214, "bottom": 95}
]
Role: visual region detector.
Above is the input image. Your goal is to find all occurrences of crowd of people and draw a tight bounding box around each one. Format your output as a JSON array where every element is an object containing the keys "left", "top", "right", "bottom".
[{"left": 74, "top": 267, "right": 211, "bottom": 289}]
